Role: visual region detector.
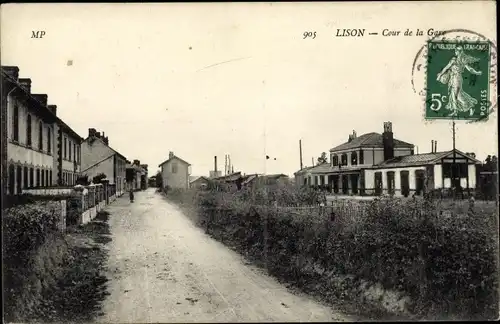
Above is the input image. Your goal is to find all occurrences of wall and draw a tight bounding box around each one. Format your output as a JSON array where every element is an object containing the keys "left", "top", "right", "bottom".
[
  {"left": 365, "top": 166, "right": 426, "bottom": 194},
  {"left": 60, "top": 129, "right": 81, "bottom": 186},
  {"left": 80, "top": 138, "right": 113, "bottom": 171},
  {"left": 6, "top": 92, "right": 55, "bottom": 193},
  {"left": 161, "top": 158, "right": 190, "bottom": 189},
  {"left": 82, "top": 156, "right": 114, "bottom": 184}
]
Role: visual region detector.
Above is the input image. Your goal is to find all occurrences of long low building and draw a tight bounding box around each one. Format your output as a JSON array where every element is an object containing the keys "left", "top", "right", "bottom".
[
  {"left": 295, "top": 121, "right": 481, "bottom": 197},
  {"left": 2, "top": 65, "right": 84, "bottom": 195}
]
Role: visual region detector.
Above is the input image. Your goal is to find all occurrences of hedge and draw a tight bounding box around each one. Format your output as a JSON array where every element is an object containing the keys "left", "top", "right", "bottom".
[
  {"left": 166, "top": 186, "right": 499, "bottom": 320},
  {"left": 3, "top": 202, "right": 68, "bottom": 322}
]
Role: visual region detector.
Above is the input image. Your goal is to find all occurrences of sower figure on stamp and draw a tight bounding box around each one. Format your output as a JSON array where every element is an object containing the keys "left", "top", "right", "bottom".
[{"left": 436, "top": 46, "right": 483, "bottom": 117}]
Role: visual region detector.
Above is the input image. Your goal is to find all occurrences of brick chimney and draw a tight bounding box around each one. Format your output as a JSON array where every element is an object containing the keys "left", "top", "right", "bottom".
[
  {"left": 169, "top": 151, "right": 174, "bottom": 159},
  {"left": 88, "top": 128, "right": 97, "bottom": 138},
  {"left": 382, "top": 121, "right": 394, "bottom": 161},
  {"left": 18, "top": 78, "right": 32, "bottom": 93},
  {"left": 32, "top": 94, "right": 48, "bottom": 107},
  {"left": 133, "top": 159, "right": 140, "bottom": 166},
  {"left": 348, "top": 134, "right": 353, "bottom": 142},
  {"left": 47, "top": 104, "right": 57, "bottom": 115},
  {"left": 2, "top": 66, "right": 19, "bottom": 81},
  {"left": 103, "top": 136, "right": 109, "bottom": 145},
  {"left": 352, "top": 130, "right": 357, "bottom": 139}
]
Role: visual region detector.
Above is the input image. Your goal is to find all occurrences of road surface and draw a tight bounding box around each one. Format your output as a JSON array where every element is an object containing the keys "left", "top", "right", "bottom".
[{"left": 97, "top": 188, "right": 350, "bottom": 323}]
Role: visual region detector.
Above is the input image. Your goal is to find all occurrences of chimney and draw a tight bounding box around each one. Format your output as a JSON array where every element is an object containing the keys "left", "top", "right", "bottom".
[
  {"left": 2, "top": 66, "right": 19, "bottom": 81},
  {"left": 32, "top": 94, "right": 48, "bottom": 107},
  {"left": 169, "top": 151, "right": 174, "bottom": 159},
  {"left": 47, "top": 104, "right": 57, "bottom": 116},
  {"left": 96, "top": 131, "right": 101, "bottom": 138},
  {"left": 18, "top": 78, "right": 32, "bottom": 93},
  {"left": 103, "top": 136, "right": 109, "bottom": 145},
  {"left": 434, "top": 141, "right": 437, "bottom": 153},
  {"left": 88, "top": 128, "right": 97, "bottom": 138},
  {"left": 352, "top": 130, "right": 357, "bottom": 139},
  {"left": 382, "top": 121, "right": 394, "bottom": 161},
  {"left": 214, "top": 156, "right": 218, "bottom": 172},
  {"left": 431, "top": 140, "right": 434, "bottom": 153},
  {"left": 348, "top": 134, "right": 353, "bottom": 142}
]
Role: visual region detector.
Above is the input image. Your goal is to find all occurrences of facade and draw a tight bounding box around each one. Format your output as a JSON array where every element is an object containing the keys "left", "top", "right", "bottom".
[
  {"left": 295, "top": 121, "right": 481, "bottom": 197},
  {"left": 126, "top": 160, "right": 147, "bottom": 191},
  {"left": 158, "top": 151, "right": 191, "bottom": 189},
  {"left": 2, "top": 66, "right": 82, "bottom": 195},
  {"left": 57, "top": 117, "right": 83, "bottom": 186},
  {"left": 190, "top": 176, "right": 210, "bottom": 189},
  {"left": 80, "top": 128, "right": 127, "bottom": 196}
]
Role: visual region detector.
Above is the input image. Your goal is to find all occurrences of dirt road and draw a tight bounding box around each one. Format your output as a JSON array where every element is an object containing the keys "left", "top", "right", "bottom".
[{"left": 97, "top": 189, "right": 350, "bottom": 322}]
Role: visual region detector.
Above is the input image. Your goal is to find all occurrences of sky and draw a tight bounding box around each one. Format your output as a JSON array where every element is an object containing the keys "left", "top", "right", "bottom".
[{"left": 1, "top": 2, "right": 497, "bottom": 177}]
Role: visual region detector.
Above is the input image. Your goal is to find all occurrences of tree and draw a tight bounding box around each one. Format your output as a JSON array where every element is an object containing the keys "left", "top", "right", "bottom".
[
  {"left": 92, "top": 173, "right": 107, "bottom": 184},
  {"left": 317, "top": 152, "right": 328, "bottom": 165},
  {"left": 155, "top": 171, "right": 163, "bottom": 188},
  {"left": 76, "top": 174, "right": 90, "bottom": 186}
]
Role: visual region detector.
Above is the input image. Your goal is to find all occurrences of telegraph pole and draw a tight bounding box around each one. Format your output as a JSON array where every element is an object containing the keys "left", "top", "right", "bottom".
[
  {"left": 452, "top": 120, "right": 457, "bottom": 195},
  {"left": 299, "top": 139, "right": 303, "bottom": 170}
]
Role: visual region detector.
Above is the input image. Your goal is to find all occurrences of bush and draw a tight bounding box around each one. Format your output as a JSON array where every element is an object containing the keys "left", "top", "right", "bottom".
[
  {"left": 3, "top": 202, "right": 67, "bottom": 322},
  {"left": 168, "top": 185, "right": 499, "bottom": 320}
]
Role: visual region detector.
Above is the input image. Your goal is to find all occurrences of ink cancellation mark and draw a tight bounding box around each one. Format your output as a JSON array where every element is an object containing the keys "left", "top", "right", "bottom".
[{"left": 411, "top": 29, "right": 497, "bottom": 123}]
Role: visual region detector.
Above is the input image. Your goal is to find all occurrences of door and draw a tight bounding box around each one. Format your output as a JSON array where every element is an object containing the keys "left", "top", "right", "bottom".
[
  {"left": 333, "top": 175, "right": 339, "bottom": 193},
  {"left": 374, "top": 172, "right": 382, "bottom": 195},
  {"left": 342, "top": 175, "right": 349, "bottom": 194},
  {"left": 387, "top": 171, "right": 395, "bottom": 195},
  {"left": 351, "top": 174, "right": 359, "bottom": 194},
  {"left": 415, "top": 170, "right": 425, "bottom": 195},
  {"left": 400, "top": 170, "right": 410, "bottom": 197}
]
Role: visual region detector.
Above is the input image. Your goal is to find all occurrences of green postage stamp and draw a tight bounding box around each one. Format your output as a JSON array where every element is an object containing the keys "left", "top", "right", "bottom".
[{"left": 425, "top": 40, "right": 491, "bottom": 120}]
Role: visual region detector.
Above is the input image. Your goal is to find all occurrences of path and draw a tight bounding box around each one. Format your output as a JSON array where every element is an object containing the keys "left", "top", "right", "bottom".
[{"left": 97, "top": 188, "right": 350, "bottom": 323}]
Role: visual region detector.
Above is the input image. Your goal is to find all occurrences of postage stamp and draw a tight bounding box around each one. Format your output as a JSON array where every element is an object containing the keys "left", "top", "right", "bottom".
[
  {"left": 425, "top": 40, "right": 491, "bottom": 120},
  {"left": 411, "top": 29, "right": 498, "bottom": 123}
]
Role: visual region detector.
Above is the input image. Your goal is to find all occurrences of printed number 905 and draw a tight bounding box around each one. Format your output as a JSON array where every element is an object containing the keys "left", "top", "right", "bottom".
[{"left": 303, "top": 31, "right": 317, "bottom": 39}]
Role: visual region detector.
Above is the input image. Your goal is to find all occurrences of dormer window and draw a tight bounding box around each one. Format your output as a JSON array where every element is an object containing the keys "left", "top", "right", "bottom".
[
  {"left": 351, "top": 152, "right": 358, "bottom": 165},
  {"left": 332, "top": 155, "right": 339, "bottom": 166},
  {"left": 341, "top": 153, "right": 348, "bottom": 166}
]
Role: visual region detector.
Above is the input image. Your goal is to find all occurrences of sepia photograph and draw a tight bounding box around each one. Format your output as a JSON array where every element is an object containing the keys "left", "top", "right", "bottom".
[{"left": 1, "top": 1, "right": 498, "bottom": 322}]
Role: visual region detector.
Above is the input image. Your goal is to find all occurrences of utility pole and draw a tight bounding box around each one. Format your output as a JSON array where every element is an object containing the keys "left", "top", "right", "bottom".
[
  {"left": 299, "top": 139, "right": 303, "bottom": 170},
  {"left": 452, "top": 120, "right": 456, "bottom": 193}
]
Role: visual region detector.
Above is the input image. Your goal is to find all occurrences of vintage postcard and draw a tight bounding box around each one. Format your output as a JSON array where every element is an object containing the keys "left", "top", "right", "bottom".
[{"left": 1, "top": 1, "right": 498, "bottom": 323}]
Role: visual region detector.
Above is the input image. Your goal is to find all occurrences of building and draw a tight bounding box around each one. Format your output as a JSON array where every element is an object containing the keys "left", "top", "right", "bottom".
[
  {"left": 2, "top": 66, "right": 83, "bottom": 195},
  {"left": 190, "top": 176, "right": 210, "bottom": 189},
  {"left": 295, "top": 122, "right": 481, "bottom": 197},
  {"left": 126, "top": 160, "right": 147, "bottom": 191},
  {"left": 56, "top": 116, "right": 84, "bottom": 186},
  {"left": 158, "top": 151, "right": 191, "bottom": 189},
  {"left": 80, "top": 128, "right": 127, "bottom": 196}
]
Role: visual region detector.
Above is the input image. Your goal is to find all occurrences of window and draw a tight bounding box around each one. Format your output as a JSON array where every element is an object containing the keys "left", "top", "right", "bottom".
[
  {"left": 47, "top": 127, "right": 52, "bottom": 154},
  {"left": 38, "top": 121, "right": 43, "bottom": 151},
  {"left": 73, "top": 143, "right": 76, "bottom": 161},
  {"left": 332, "top": 155, "right": 339, "bottom": 166},
  {"left": 45, "top": 170, "right": 49, "bottom": 186},
  {"left": 49, "top": 170, "right": 52, "bottom": 185},
  {"left": 29, "top": 168, "right": 34, "bottom": 187},
  {"left": 69, "top": 140, "right": 72, "bottom": 161},
  {"left": 41, "top": 169, "right": 45, "bottom": 187},
  {"left": 351, "top": 152, "right": 358, "bottom": 165},
  {"left": 16, "top": 166, "right": 22, "bottom": 194},
  {"left": 172, "top": 162, "right": 178, "bottom": 173},
  {"left": 8, "top": 165, "right": 15, "bottom": 195},
  {"left": 26, "top": 114, "right": 32, "bottom": 146},
  {"left": 341, "top": 153, "right": 348, "bottom": 166},
  {"left": 12, "top": 105, "right": 19, "bottom": 141},
  {"left": 359, "top": 150, "right": 364, "bottom": 164},
  {"left": 23, "top": 167, "right": 28, "bottom": 188},
  {"left": 36, "top": 169, "right": 41, "bottom": 187},
  {"left": 64, "top": 137, "right": 67, "bottom": 159}
]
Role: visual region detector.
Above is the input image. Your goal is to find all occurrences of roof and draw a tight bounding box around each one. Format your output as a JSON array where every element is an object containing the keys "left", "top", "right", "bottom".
[
  {"left": 294, "top": 166, "right": 316, "bottom": 175},
  {"left": 2, "top": 67, "right": 58, "bottom": 123},
  {"left": 57, "top": 117, "right": 83, "bottom": 142},
  {"left": 190, "top": 176, "right": 209, "bottom": 183},
  {"left": 212, "top": 172, "right": 242, "bottom": 182},
  {"left": 330, "top": 132, "right": 414, "bottom": 152},
  {"left": 158, "top": 155, "right": 191, "bottom": 167},
  {"left": 84, "top": 136, "right": 128, "bottom": 161},
  {"left": 374, "top": 149, "right": 481, "bottom": 168}
]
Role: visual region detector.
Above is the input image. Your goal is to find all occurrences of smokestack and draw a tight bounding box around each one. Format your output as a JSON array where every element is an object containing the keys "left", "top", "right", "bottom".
[
  {"left": 228, "top": 155, "right": 231, "bottom": 174},
  {"left": 382, "top": 121, "right": 394, "bottom": 161},
  {"left": 214, "top": 156, "right": 218, "bottom": 172},
  {"left": 299, "top": 140, "right": 303, "bottom": 170},
  {"left": 312, "top": 157, "right": 314, "bottom": 166},
  {"left": 434, "top": 141, "right": 437, "bottom": 153},
  {"left": 431, "top": 140, "right": 434, "bottom": 153},
  {"left": 225, "top": 154, "right": 228, "bottom": 175}
]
